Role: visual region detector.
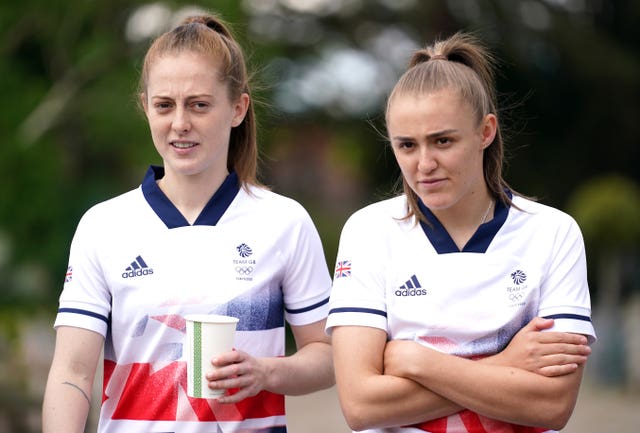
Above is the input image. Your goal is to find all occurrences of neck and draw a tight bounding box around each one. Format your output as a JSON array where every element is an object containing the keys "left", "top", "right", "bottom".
[
  {"left": 428, "top": 191, "right": 494, "bottom": 250},
  {"left": 158, "top": 170, "right": 229, "bottom": 224},
  {"left": 479, "top": 199, "right": 494, "bottom": 226}
]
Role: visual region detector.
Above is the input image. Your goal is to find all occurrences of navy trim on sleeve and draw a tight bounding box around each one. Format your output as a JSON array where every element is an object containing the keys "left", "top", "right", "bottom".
[
  {"left": 329, "top": 307, "right": 387, "bottom": 318},
  {"left": 58, "top": 307, "right": 109, "bottom": 324},
  {"left": 285, "top": 297, "right": 330, "bottom": 314},
  {"left": 543, "top": 313, "right": 592, "bottom": 323}
]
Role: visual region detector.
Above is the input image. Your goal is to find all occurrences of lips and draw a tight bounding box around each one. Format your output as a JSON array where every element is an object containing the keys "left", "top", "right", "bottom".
[
  {"left": 420, "top": 178, "right": 445, "bottom": 185},
  {"left": 170, "top": 141, "right": 198, "bottom": 149}
]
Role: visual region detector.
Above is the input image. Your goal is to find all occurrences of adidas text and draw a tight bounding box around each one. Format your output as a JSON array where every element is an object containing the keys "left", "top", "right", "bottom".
[
  {"left": 122, "top": 268, "right": 154, "bottom": 278},
  {"left": 395, "top": 288, "right": 427, "bottom": 296}
]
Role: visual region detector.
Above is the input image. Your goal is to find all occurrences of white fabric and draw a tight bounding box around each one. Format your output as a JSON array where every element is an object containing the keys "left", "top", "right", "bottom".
[
  {"left": 326, "top": 194, "right": 596, "bottom": 433},
  {"left": 55, "top": 167, "right": 331, "bottom": 433}
]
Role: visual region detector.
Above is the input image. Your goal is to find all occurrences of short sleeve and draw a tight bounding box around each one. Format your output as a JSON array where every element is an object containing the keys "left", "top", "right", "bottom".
[
  {"left": 325, "top": 208, "right": 390, "bottom": 334},
  {"left": 54, "top": 206, "right": 112, "bottom": 336},
  {"left": 538, "top": 214, "right": 596, "bottom": 344},
  {"left": 281, "top": 203, "right": 332, "bottom": 326}
]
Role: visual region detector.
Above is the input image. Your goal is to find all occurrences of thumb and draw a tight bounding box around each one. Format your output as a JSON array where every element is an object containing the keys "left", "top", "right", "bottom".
[{"left": 527, "top": 316, "right": 554, "bottom": 332}]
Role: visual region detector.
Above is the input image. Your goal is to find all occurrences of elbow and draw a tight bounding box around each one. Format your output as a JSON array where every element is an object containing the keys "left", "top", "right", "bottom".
[
  {"left": 545, "top": 405, "right": 574, "bottom": 431},
  {"left": 339, "top": 400, "right": 378, "bottom": 431},
  {"left": 542, "top": 415, "right": 569, "bottom": 431},
  {"left": 532, "top": 395, "right": 577, "bottom": 430},
  {"left": 524, "top": 370, "right": 582, "bottom": 430},
  {"left": 342, "top": 409, "right": 372, "bottom": 432},
  {"left": 509, "top": 405, "right": 572, "bottom": 431}
]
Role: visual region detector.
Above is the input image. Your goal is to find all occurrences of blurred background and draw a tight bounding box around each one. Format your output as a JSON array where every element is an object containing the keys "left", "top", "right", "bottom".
[{"left": 1, "top": 0, "right": 639, "bottom": 432}]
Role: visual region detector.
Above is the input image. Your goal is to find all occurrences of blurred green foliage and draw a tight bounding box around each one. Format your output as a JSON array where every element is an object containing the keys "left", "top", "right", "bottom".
[
  {"left": 568, "top": 174, "right": 640, "bottom": 249},
  {"left": 1, "top": 1, "right": 639, "bottom": 429},
  {"left": 1, "top": 0, "right": 638, "bottom": 310}
]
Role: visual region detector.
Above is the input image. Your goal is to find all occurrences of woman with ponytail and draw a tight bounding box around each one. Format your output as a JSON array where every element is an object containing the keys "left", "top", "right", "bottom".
[
  {"left": 43, "top": 13, "right": 334, "bottom": 433},
  {"left": 326, "top": 32, "right": 595, "bottom": 433}
]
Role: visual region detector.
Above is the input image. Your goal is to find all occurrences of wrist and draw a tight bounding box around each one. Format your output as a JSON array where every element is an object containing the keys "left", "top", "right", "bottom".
[
  {"left": 395, "top": 344, "right": 437, "bottom": 380},
  {"left": 480, "top": 351, "right": 503, "bottom": 367},
  {"left": 260, "top": 357, "right": 280, "bottom": 392}
]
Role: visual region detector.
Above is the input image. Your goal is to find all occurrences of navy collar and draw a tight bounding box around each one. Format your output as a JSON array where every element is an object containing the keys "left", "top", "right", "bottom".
[
  {"left": 141, "top": 165, "right": 240, "bottom": 228},
  {"left": 418, "top": 193, "right": 510, "bottom": 254}
]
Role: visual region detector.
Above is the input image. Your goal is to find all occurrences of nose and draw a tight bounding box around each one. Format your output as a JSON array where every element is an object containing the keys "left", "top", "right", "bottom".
[
  {"left": 417, "top": 146, "right": 437, "bottom": 173},
  {"left": 172, "top": 107, "right": 191, "bottom": 134}
]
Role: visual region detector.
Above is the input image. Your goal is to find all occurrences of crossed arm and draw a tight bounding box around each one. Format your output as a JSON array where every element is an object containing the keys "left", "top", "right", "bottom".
[{"left": 332, "top": 317, "right": 591, "bottom": 431}]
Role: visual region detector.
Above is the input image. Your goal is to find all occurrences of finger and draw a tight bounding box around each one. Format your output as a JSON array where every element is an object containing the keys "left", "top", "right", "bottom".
[
  {"left": 528, "top": 317, "right": 555, "bottom": 332},
  {"left": 526, "top": 345, "right": 589, "bottom": 362},
  {"left": 540, "top": 342, "right": 591, "bottom": 356},
  {"left": 214, "top": 378, "right": 258, "bottom": 404},
  {"left": 547, "top": 353, "right": 589, "bottom": 365},
  {"left": 538, "top": 363, "right": 579, "bottom": 377},
  {"left": 208, "top": 375, "right": 243, "bottom": 394},
  {"left": 207, "top": 364, "right": 243, "bottom": 382},
  {"left": 211, "top": 350, "right": 243, "bottom": 367},
  {"left": 217, "top": 387, "right": 250, "bottom": 404},
  {"left": 530, "top": 355, "right": 587, "bottom": 376},
  {"left": 206, "top": 366, "right": 228, "bottom": 381},
  {"left": 209, "top": 356, "right": 245, "bottom": 378},
  {"left": 535, "top": 332, "right": 588, "bottom": 345}
]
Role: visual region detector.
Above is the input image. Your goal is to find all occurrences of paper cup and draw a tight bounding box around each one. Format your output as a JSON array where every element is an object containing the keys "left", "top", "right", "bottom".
[{"left": 184, "top": 314, "right": 239, "bottom": 399}]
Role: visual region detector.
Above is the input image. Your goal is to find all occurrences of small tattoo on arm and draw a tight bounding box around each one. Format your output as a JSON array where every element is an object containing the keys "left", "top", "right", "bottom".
[{"left": 62, "top": 381, "right": 91, "bottom": 406}]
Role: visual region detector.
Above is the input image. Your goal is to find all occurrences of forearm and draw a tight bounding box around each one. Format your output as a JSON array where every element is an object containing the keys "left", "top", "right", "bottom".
[
  {"left": 262, "top": 341, "right": 334, "bottom": 395},
  {"left": 402, "top": 347, "right": 583, "bottom": 429},
  {"left": 43, "top": 377, "right": 92, "bottom": 433},
  {"left": 42, "top": 326, "right": 103, "bottom": 433},
  {"left": 333, "top": 326, "right": 461, "bottom": 431},
  {"left": 336, "top": 367, "right": 462, "bottom": 430},
  {"left": 43, "top": 350, "right": 98, "bottom": 433}
]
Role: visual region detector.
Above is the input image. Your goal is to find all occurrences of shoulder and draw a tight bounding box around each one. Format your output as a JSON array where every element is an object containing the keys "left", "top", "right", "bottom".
[
  {"left": 341, "top": 195, "right": 411, "bottom": 236},
  {"left": 346, "top": 195, "right": 408, "bottom": 225},
  {"left": 78, "top": 188, "right": 142, "bottom": 227},
  {"left": 243, "top": 185, "right": 308, "bottom": 211},
  {"left": 511, "top": 195, "right": 582, "bottom": 233},
  {"left": 239, "top": 185, "right": 315, "bottom": 223}
]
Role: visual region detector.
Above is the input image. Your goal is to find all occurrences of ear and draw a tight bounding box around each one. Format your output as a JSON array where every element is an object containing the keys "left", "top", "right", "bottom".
[
  {"left": 480, "top": 113, "right": 497, "bottom": 149},
  {"left": 231, "top": 93, "right": 250, "bottom": 127},
  {"left": 140, "top": 93, "right": 149, "bottom": 117}
]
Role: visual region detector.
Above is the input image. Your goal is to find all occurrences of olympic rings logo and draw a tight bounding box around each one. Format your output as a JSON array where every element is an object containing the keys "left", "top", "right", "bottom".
[
  {"left": 508, "top": 293, "right": 523, "bottom": 302},
  {"left": 235, "top": 266, "right": 254, "bottom": 275}
]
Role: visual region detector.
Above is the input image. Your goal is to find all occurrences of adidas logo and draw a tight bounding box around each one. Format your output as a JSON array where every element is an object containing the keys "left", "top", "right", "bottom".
[
  {"left": 395, "top": 274, "right": 427, "bottom": 296},
  {"left": 121, "top": 255, "right": 154, "bottom": 279}
]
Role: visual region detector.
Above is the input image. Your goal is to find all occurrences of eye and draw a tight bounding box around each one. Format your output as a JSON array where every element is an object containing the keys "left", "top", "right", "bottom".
[
  {"left": 191, "top": 101, "right": 211, "bottom": 112},
  {"left": 435, "top": 136, "right": 452, "bottom": 146},
  {"left": 395, "top": 140, "right": 414, "bottom": 150},
  {"left": 153, "top": 101, "right": 173, "bottom": 112}
]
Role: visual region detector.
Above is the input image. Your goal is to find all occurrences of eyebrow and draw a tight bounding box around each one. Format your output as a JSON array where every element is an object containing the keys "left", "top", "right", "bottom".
[
  {"left": 392, "top": 128, "right": 459, "bottom": 141},
  {"left": 150, "top": 94, "right": 214, "bottom": 100}
]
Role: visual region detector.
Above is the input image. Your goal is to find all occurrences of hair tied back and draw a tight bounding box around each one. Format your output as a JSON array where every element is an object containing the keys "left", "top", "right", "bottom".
[
  {"left": 182, "top": 15, "right": 232, "bottom": 39},
  {"left": 205, "top": 18, "right": 231, "bottom": 37},
  {"left": 409, "top": 51, "right": 448, "bottom": 68}
]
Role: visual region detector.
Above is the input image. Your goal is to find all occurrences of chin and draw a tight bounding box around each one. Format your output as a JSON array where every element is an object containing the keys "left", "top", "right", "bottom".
[{"left": 415, "top": 194, "right": 450, "bottom": 211}]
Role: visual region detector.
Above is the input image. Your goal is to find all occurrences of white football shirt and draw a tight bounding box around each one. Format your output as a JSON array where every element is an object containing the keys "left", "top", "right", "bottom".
[
  {"left": 55, "top": 166, "right": 332, "bottom": 433},
  {"left": 326, "top": 193, "right": 596, "bottom": 433}
]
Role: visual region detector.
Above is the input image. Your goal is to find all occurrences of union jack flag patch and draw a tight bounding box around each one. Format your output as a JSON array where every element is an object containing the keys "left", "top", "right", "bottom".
[
  {"left": 334, "top": 260, "right": 352, "bottom": 279},
  {"left": 64, "top": 266, "right": 73, "bottom": 283}
]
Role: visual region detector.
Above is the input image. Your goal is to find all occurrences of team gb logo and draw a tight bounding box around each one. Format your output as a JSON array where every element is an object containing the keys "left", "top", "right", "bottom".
[
  {"left": 236, "top": 243, "right": 253, "bottom": 258},
  {"left": 510, "top": 270, "right": 527, "bottom": 285}
]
